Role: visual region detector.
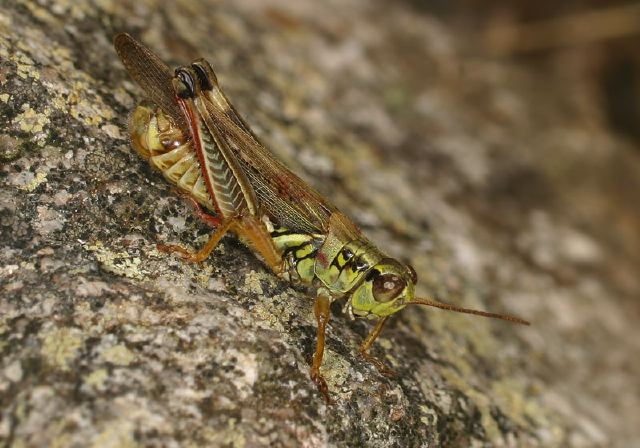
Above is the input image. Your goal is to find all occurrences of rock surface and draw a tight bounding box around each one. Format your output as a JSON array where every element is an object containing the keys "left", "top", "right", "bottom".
[{"left": 1, "top": 1, "right": 639, "bottom": 447}]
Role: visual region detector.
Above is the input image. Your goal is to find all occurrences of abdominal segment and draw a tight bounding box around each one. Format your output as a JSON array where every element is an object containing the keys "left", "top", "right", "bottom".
[{"left": 129, "top": 103, "right": 217, "bottom": 213}]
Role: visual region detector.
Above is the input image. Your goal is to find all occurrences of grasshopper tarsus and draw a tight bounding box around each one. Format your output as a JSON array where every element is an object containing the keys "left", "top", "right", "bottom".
[
  {"left": 311, "top": 370, "right": 334, "bottom": 405},
  {"left": 156, "top": 243, "right": 197, "bottom": 261},
  {"left": 360, "top": 351, "right": 397, "bottom": 378},
  {"left": 358, "top": 316, "right": 396, "bottom": 377}
]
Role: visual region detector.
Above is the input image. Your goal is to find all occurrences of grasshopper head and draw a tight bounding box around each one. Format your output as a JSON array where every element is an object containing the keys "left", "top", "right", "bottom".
[
  {"left": 350, "top": 259, "right": 531, "bottom": 325},
  {"left": 350, "top": 259, "right": 417, "bottom": 318}
]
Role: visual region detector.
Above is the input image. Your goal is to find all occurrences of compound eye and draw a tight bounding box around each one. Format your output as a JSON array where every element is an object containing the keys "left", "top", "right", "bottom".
[
  {"left": 174, "top": 69, "right": 196, "bottom": 99},
  {"left": 372, "top": 274, "right": 406, "bottom": 303},
  {"left": 192, "top": 62, "right": 213, "bottom": 91},
  {"left": 407, "top": 264, "right": 418, "bottom": 284}
]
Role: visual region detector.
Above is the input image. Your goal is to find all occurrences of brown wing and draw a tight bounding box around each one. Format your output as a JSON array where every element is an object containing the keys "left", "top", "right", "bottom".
[
  {"left": 114, "top": 33, "right": 189, "bottom": 134},
  {"left": 115, "top": 35, "right": 336, "bottom": 234},
  {"left": 202, "top": 94, "right": 336, "bottom": 234}
]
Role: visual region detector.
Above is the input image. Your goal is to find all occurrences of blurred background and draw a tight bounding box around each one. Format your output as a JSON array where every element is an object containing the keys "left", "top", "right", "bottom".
[
  {"left": 457, "top": 0, "right": 640, "bottom": 302},
  {"left": 439, "top": 0, "right": 640, "bottom": 143},
  {"left": 417, "top": 0, "right": 640, "bottom": 300},
  {"left": 379, "top": 0, "right": 640, "bottom": 305}
]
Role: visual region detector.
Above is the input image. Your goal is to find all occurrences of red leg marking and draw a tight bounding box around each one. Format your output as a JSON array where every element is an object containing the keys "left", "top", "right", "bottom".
[{"left": 186, "top": 195, "right": 221, "bottom": 227}]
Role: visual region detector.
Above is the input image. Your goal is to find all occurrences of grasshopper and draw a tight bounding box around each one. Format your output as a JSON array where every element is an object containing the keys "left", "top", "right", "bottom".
[{"left": 114, "top": 33, "right": 529, "bottom": 402}]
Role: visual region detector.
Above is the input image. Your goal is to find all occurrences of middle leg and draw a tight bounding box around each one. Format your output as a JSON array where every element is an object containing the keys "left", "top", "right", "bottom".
[{"left": 359, "top": 316, "right": 396, "bottom": 377}]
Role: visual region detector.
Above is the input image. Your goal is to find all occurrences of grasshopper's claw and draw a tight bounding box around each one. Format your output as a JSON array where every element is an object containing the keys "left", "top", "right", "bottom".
[
  {"left": 359, "top": 317, "right": 396, "bottom": 377},
  {"left": 156, "top": 243, "right": 198, "bottom": 262},
  {"left": 310, "top": 370, "right": 334, "bottom": 404},
  {"left": 360, "top": 351, "right": 397, "bottom": 378}
]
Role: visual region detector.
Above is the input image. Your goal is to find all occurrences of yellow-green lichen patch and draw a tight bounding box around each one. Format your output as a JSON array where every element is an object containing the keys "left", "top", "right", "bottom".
[
  {"left": 241, "top": 270, "right": 268, "bottom": 295},
  {"left": 13, "top": 103, "right": 50, "bottom": 134},
  {"left": 419, "top": 307, "right": 514, "bottom": 442},
  {"left": 251, "top": 291, "right": 305, "bottom": 333},
  {"left": 375, "top": 337, "right": 401, "bottom": 369},
  {"left": 15, "top": 0, "right": 58, "bottom": 26},
  {"left": 40, "top": 326, "right": 84, "bottom": 371},
  {"left": 49, "top": 430, "right": 72, "bottom": 448},
  {"left": 193, "top": 264, "right": 215, "bottom": 289},
  {"left": 101, "top": 345, "right": 135, "bottom": 366},
  {"left": 0, "top": 93, "right": 9, "bottom": 102},
  {"left": 68, "top": 92, "right": 115, "bottom": 127},
  {"left": 419, "top": 404, "right": 439, "bottom": 428},
  {"left": 87, "top": 301, "right": 144, "bottom": 331},
  {"left": 321, "top": 348, "right": 351, "bottom": 394},
  {"left": 240, "top": 272, "right": 310, "bottom": 332},
  {"left": 17, "top": 171, "right": 47, "bottom": 192},
  {"left": 15, "top": 52, "right": 40, "bottom": 80},
  {"left": 84, "top": 241, "right": 146, "bottom": 280},
  {"left": 19, "top": 261, "right": 36, "bottom": 272},
  {"left": 41, "top": 0, "right": 92, "bottom": 21},
  {"left": 90, "top": 420, "right": 137, "bottom": 448},
  {"left": 222, "top": 419, "right": 247, "bottom": 448},
  {"left": 197, "top": 419, "right": 247, "bottom": 448},
  {"left": 491, "top": 378, "right": 563, "bottom": 445},
  {"left": 85, "top": 368, "right": 109, "bottom": 390},
  {"left": 440, "top": 366, "right": 504, "bottom": 443},
  {"left": 435, "top": 296, "right": 503, "bottom": 361},
  {"left": 50, "top": 95, "right": 67, "bottom": 111},
  {"left": 412, "top": 290, "right": 537, "bottom": 441},
  {"left": 8, "top": 34, "right": 117, "bottom": 131}
]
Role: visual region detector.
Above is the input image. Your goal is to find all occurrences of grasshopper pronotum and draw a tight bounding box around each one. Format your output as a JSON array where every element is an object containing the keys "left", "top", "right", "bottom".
[{"left": 114, "top": 33, "right": 528, "bottom": 402}]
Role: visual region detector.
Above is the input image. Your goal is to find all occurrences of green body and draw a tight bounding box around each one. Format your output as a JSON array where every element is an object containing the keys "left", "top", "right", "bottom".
[{"left": 268, "top": 215, "right": 415, "bottom": 317}]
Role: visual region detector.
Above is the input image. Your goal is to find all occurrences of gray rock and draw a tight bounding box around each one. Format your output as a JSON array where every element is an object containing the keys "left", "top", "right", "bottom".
[{"left": 1, "top": 1, "right": 639, "bottom": 447}]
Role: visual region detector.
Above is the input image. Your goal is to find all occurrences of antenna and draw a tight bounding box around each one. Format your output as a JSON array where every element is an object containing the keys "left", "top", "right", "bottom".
[{"left": 410, "top": 298, "right": 530, "bottom": 325}]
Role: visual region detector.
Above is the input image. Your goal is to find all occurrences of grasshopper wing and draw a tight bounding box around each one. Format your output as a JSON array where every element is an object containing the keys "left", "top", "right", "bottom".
[
  {"left": 198, "top": 82, "right": 336, "bottom": 234},
  {"left": 114, "top": 33, "right": 189, "bottom": 134}
]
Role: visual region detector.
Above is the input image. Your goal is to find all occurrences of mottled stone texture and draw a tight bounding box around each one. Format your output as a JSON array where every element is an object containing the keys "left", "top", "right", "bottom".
[{"left": 1, "top": 1, "right": 639, "bottom": 447}]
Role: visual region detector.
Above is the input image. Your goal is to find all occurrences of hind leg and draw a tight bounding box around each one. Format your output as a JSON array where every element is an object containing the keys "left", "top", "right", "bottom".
[{"left": 157, "top": 218, "right": 234, "bottom": 262}]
